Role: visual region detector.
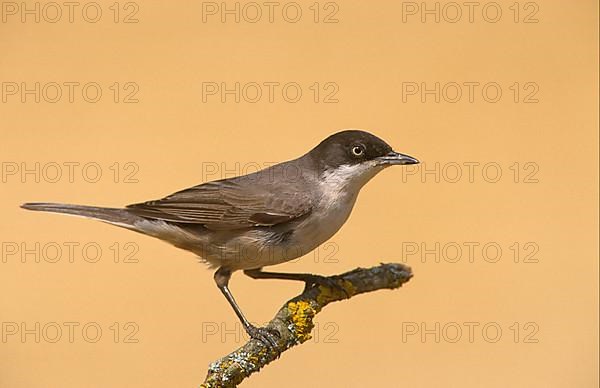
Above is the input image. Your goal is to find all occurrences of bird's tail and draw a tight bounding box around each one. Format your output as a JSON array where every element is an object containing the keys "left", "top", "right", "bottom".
[{"left": 21, "top": 202, "right": 143, "bottom": 228}]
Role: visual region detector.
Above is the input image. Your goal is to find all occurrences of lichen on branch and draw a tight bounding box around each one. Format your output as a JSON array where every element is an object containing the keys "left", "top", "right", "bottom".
[{"left": 201, "top": 263, "right": 413, "bottom": 388}]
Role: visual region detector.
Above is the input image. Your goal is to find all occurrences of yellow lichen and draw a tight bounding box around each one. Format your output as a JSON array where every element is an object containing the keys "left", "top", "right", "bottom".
[
  {"left": 315, "top": 280, "right": 357, "bottom": 305},
  {"left": 342, "top": 280, "right": 358, "bottom": 296},
  {"left": 287, "top": 300, "right": 316, "bottom": 343}
]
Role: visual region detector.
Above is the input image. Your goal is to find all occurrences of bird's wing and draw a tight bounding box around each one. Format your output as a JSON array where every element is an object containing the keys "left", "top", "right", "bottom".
[{"left": 125, "top": 179, "right": 312, "bottom": 230}]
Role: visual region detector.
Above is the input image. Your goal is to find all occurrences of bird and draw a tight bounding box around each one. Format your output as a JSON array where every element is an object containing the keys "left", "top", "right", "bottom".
[{"left": 21, "top": 129, "right": 419, "bottom": 347}]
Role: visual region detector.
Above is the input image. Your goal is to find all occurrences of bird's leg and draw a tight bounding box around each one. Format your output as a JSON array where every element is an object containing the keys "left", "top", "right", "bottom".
[
  {"left": 213, "top": 267, "right": 280, "bottom": 349},
  {"left": 243, "top": 268, "right": 350, "bottom": 296}
]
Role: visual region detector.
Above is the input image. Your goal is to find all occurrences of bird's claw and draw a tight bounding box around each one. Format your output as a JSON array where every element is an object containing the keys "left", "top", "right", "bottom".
[
  {"left": 245, "top": 324, "right": 281, "bottom": 352},
  {"left": 302, "top": 274, "right": 350, "bottom": 297}
]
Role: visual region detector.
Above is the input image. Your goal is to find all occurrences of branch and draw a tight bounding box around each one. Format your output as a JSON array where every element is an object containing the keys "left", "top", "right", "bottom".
[{"left": 200, "top": 263, "right": 413, "bottom": 388}]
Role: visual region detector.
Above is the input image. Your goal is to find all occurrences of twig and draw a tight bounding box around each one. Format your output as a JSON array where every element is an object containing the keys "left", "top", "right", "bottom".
[{"left": 200, "top": 263, "right": 413, "bottom": 388}]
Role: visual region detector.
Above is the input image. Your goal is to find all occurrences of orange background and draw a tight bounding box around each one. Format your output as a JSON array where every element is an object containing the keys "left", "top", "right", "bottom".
[{"left": 0, "top": 1, "right": 598, "bottom": 387}]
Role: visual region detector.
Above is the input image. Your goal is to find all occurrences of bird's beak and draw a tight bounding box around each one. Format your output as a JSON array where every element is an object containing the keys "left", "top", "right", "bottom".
[{"left": 377, "top": 151, "right": 420, "bottom": 165}]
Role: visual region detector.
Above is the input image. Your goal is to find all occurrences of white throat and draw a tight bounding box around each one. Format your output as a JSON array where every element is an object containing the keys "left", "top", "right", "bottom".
[
  {"left": 319, "top": 161, "right": 385, "bottom": 196},
  {"left": 280, "top": 161, "right": 387, "bottom": 262}
]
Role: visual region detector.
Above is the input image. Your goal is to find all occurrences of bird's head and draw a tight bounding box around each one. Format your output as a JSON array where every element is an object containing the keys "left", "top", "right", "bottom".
[{"left": 307, "top": 129, "right": 419, "bottom": 188}]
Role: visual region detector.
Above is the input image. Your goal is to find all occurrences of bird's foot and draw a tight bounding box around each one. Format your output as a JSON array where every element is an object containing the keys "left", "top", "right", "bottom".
[
  {"left": 302, "top": 274, "right": 350, "bottom": 297},
  {"left": 245, "top": 324, "right": 281, "bottom": 352}
]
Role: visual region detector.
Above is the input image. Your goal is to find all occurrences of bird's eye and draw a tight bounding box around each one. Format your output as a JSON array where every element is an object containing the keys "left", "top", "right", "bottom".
[{"left": 351, "top": 145, "right": 365, "bottom": 157}]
